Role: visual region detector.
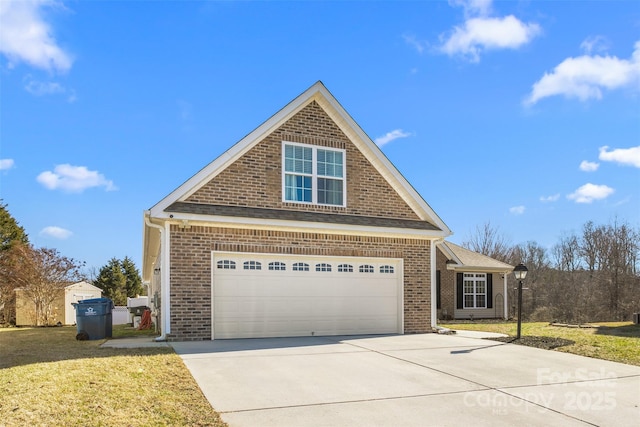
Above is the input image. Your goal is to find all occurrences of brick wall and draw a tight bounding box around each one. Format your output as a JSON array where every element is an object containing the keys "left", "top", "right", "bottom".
[
  {"left": 167, "top": 225, "right": 432, "bottom": 341},
  {"left": 186, "top": 101, "right": 420, "bottom": 220}
]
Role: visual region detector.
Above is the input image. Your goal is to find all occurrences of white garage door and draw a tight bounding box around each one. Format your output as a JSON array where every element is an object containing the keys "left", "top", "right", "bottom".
[{"left": 212, "top": 252, "right": 403, "bottom": 339}]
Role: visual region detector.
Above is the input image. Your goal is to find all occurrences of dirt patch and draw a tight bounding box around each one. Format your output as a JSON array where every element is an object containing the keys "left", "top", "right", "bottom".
[{"left": 486, "top": 335, "right": 575, "bottom": 350}]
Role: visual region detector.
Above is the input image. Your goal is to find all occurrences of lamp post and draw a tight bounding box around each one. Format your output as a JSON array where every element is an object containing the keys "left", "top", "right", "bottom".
[{"left": 513, "top": 263, "right": 528, "bottom": 340}]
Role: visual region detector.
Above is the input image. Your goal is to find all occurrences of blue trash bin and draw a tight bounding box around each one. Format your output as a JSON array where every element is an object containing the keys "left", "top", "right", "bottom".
[{"left": 73, "top": 298, "right": 114, "bottom": 340}]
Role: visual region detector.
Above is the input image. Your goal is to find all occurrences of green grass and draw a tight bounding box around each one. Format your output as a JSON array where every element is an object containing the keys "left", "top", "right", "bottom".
[
  {"left": 443, "top": 321, "right": 640, "bottom": 366},
  {"left": 0, "top": 325, "right": 227, "bottom": 426}
]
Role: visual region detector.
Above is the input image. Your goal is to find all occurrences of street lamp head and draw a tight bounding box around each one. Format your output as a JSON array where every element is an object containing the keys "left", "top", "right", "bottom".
[{"left": 514, "top": 263, "right": 528, "bottom": 280}]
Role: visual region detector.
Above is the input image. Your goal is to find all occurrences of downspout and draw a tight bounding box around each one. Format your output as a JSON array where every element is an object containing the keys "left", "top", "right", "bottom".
[
  {"left": 145, "top": 213, "right": 169, "bottom": 342},
  {"left": 431, "top": 238, "right": 444, "bottom": 330}
]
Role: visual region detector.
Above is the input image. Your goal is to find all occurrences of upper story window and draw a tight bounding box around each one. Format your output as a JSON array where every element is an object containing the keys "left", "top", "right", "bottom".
[{"left": 283, "top": 142, "right": 345, "bottom": 206}]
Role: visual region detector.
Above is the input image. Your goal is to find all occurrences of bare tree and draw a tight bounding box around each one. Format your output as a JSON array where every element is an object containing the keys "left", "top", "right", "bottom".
[
  {"left": 462, "top": 221, "right": 513, "bottom": 262},
  {"left": 1, "top": 244, "right": 83, "bottom": 325}
]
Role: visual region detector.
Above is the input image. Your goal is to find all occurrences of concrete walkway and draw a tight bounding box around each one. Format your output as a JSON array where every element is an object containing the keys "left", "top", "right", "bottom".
[
  {"left": 100, "top": 336, "right": 170, "bottom": 348},
  {"left": 171, "top": 334, "right": 640, "bottom": 427}
]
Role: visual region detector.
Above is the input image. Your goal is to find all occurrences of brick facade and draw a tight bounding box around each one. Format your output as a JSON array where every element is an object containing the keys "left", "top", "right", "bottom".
[
  {"left": 158, "top": 94, "right": 442, "bottom": 341},
  {"left": 167, "top": 225, "right": 432, "bottom": 341},
  {"left": 186, "top": 101, "right": 420, "bottom": 220}
]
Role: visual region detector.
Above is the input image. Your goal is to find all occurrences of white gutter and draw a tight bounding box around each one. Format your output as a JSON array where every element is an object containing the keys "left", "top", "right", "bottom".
[
  {"left": 144, "top": 213, "right": 169, "bottom": 342},
  {"left": 431, "top": 238, "right": 444, "bottom": 330}
]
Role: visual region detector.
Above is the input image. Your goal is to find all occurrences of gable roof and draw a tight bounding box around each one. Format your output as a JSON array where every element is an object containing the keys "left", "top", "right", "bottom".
[
  {"left": 147, "top": 81, "right": 450, "bottom": 234},
  {"left": 438, "top": 241, "right": 513, "bottom": 272}
]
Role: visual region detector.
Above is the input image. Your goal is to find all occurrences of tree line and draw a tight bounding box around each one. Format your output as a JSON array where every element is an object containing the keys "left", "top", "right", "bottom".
[
  {"left": 463, "top": 220, "right": 640, "bottom": 323},
  {"left": 0, "top": 202, "right": 143, "bottom": 326}
]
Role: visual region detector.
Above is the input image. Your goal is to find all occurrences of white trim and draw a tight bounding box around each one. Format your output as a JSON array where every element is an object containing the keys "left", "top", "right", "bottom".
[
  {"left": 503, "top": 274, "right": 508, "bottom": 320},
  {"left": 431, "top": 239, "right": 438, "bottom": 328},
  {"left": 161, "top": 221, "right": 171, "bottom": 337},
  {"left": 462, "top": 272, "right": 488, "bottom": 309},
  {"left": 147, "top": 81, "right": 451, "bottom": 235},
  {"left": 157, "top": 213, "right": 448, "bottom": 240}
]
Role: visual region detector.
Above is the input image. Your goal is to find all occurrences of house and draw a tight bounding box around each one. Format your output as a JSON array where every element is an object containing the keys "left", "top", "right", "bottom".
[
  {"left": 142, "top": 81, "right": 509, "bottom": 341},
  {"left": 15, "top": 281, "right": 103, "bottom": 326},
  {"left": 436, "top": 241, "right": 513, "bottom": 320}
]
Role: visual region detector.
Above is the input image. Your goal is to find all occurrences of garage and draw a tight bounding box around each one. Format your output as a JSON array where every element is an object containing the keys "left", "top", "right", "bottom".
[{"left": 212, "top": 253, "right": 403, "bottom": 339}]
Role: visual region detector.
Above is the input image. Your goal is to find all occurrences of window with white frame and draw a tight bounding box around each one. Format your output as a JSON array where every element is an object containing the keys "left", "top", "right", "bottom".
[
  {"left": 359, "top": 264, "right": 374, "bottom": 273},
  {"left": 292, "top": 262, "right": 309, "bottom": 272},
  {"left": 217, "top": 260, "right": 236, "bottom": 270},
  {"left": 463, "top": 273, "right": 487, "bottom": 308},
  {"left": 337, "top": 264, "right": 353, "bottom": 273},
  {"left": 315, "top": 263, "right": 332, "bottom": 272},
  {"left": 268, "top": 261, "right": 286, "bottom": 271},
  {"left": 283, "top": 142, "right": 345, "bottom": 206},
  {"left": 243, "top": 261, "right": 262, "bottom": 270}
]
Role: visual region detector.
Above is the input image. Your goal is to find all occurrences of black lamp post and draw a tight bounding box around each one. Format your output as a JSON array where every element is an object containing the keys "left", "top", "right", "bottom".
[{"left": 513, "top": 263, "right": 528, "bottom": 340}]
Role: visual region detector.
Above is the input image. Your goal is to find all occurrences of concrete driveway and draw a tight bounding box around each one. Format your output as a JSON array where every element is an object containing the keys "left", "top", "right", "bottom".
[{"left": 171, "top": 333, "right": 640, "bottom": 427}]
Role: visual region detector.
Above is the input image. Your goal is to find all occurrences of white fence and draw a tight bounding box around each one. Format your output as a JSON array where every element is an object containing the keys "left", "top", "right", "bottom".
[{"left": 112, "top": 306, "right": 130, "bottom": 325}]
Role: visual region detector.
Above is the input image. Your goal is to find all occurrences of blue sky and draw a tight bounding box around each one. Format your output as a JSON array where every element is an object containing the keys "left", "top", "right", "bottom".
[{"left": 1, "top": 0, "right": 639, "bottom": 273}]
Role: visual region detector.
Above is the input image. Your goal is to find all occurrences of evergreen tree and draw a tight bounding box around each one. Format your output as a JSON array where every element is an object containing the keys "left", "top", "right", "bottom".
[
  {"left": 122, "top": 256, "right": 144, "bottom": 297},
  {"left": 0, "top": 201, "right": 29, "bottom": 251},
  {"left": 0, "top": 202, "right": 30, "bottom": 323},
  {"left": 94, "top": 257, "right": 143, "bottom": 305}
]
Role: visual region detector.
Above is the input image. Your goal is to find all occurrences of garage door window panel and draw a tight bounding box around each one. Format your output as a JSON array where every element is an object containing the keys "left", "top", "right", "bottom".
[
  {"left": 268, "top": 262, "right": 286, "bottom": 271},
  {"left": 315, "top": 263, "right": 332, "bottom": 272},
  {"left": 359, "top": 265, "right": 374, "bottom": 273},
  {"left": 217, "top": 260, "right": 236, "bottom": 270},
  {"left": 293, "top": 262, "right": 309, "bottom": 272},
  {"left": 244, "top": 261, "right": 262, "bottom": 270},
  {"left": 338, "top": 264, "right": 353, "bottom": 273}
]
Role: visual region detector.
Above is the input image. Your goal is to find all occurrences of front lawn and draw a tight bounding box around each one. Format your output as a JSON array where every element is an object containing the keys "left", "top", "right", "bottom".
[
  {"left": 442, "top": 321, "right": 640, "bottom": 366},
  {"left": 0, "top": 325, "right": 227, "bottom": 426}
]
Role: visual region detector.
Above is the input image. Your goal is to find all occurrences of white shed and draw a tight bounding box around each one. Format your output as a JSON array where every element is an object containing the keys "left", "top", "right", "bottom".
[
  {"left": 64, "top": 281, "right": 103, "bottom": 325},
  {"left": 16, "top": 281, "right": 103, "bottom": 326}
]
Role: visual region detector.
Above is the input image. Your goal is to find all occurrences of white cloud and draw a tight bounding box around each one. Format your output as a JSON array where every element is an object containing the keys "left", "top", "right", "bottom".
[
  {"left": 23, "top": 75, "right": 76, "bottom": 101},
  {"left": 439, "top": 1, "right": 541, "bottom": 63},
  {"left": 567, "top": 183, "right": 614, "bottom": 204},
  {"left": 540, "top": 194, "right": 560, "bottom": 203},
  {"left": 579, "top": 160, "right": 599, "bottom": 172},
  {"left": 0, "top": 0, "right": 73, "bottom": 72},
  {"left": 524, "top": 41, "right": 640, "bottom": 105},
  {"left": 580, "top": 35, "right": 609, "bottom": 55},
  {"left": 403, "top": 34, "right": 427, "bottom": 54},
  {"left": 40, "top": 226, "right": 72, "bottom": 239},
  {"left": 449, "top": 0, "right": 493, "bottom": 18},
  {"left": 599, "top": 145, "right": 640, "bottom": 168},
  {"left": 375, "top": 129, "right": 412, "bottom": 147},
  {"left": 509, "top": 205, "right": 525, "bottom": 215},
  {"left": 36, "top": 164, "right": 117, "bottom": 193},
  {"left": 0, "top": 159, "right": 15, "bottom": 170}
]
